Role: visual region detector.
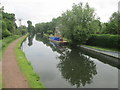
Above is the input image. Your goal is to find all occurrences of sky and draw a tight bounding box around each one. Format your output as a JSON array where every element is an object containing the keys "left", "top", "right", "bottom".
[{"left": 1, "top": 0, "right": 119, "bottom": 26}]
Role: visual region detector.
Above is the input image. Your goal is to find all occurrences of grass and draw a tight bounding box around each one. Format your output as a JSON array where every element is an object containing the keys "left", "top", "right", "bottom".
[
  {"left": 15, "top": 36, "right": 44, "bottom": 88},
  {"left": 0, "top": 35, "right": 20, "bottom": 60},
  {"left": 83, "top": 45, "right": 119, "bottom": 52}
]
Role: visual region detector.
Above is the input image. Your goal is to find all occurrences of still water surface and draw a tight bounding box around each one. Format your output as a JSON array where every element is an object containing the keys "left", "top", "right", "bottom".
[{"left": 21, "top": 34, "right": 118, "bottom": 88}]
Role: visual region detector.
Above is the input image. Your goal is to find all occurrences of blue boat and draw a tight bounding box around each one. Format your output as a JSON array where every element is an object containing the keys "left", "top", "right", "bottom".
[
  {"left": 49, "top": 36, "right": 68, "bottom": 45},
  {"left": 49, "top": 37, "right": 60, "bottom": 41}
]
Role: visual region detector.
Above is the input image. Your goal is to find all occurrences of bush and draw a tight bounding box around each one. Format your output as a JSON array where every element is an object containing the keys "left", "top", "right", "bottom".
[
  {"left": 15, "top": 29, "right": 21, "bottom": 35},
  {"left": 47, "top": 30, "right": 53, "bottom": 35},
  {"left": 2, "top": 29, "right": 11, "bottom": 38},
  {"left": 21, "top": 29, "right": 27, "bottom": 35},
  {"left": 86, "top": 34, "right": 120, "bottom": 49},
  {"left": 2, "top": 35, "right": 19, "bottom": 47}
]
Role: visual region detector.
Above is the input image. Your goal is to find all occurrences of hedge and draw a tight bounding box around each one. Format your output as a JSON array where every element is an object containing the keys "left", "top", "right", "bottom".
[{"left": 85, "top": 34, "right": 120, "bottom": 49}]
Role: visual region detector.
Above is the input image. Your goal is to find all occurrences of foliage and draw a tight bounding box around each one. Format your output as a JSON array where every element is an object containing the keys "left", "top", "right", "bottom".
[
  {"left": 35, "top": 22, "right": 53, "bottom": 34},
  {"left": 27, "top": 20, "right": 35, "bottom": 33},
  {"left": 1, "top": 9, "right": 21, "bottom": 38},
  {"left": 0, "top": 35, "right": 20, "bottom": 62},
  {"left": 3, "top": 19, "right": 14, "bottom": 33},
  {"left": 57, "top": 47, "right": 97, "bottom": 87},
  {"left": 15, "top": 29, "right": 21, "bottom": 35},
  {"left": 20, "top": 29, "right": 27, "bottom": 35},
  {"left": 2, "top": 35, "right": 20, "bottom": 48},
  {"left": 35, "top": 17, "right": 61, "bottom": 35},
  {"left": 1, "top": 20, "right": 11, "bottom": 38},
  {"left": 86, "top": 34, "right": 120, "bottom": 49},
  {"left": 1, "top": 7, "right": 28, "bottom": 39},
  {"left": 2, "top": 11, "right": 16, "bottom": 34},
  {"left": 2, "top": 29, "right": 11, "bottom": 38},
  {"left": 101, "top": 12, "right": 120, "bottom": 35},
  {"left": 59, "top": 2, "right": 100, "bottom": 44},
  {"left": 35, "top": 23, "right": 48, "bottom": 34},
  {"left": 2, "top": 12, "right": 15, "bottom": 21},
  {"left": 15, "top": 36, "right": 44, "bottom": 88},
  {"left": 17, "top": 25, "right": 27, "bottom": 35},
  {"left": 47, "top": 30, "right": 53, "bottom": 35}
]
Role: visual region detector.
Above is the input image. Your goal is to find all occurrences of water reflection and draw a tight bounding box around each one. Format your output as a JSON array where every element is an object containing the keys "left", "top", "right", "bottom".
[
  {"left": 35, "top": 34, "right": 97, "bottom": 87},
  {"left": 36, "top": 34, "right": 66, "bottom": 54},
  {"left": 57, "top": 47, "right": 97, "bottom": 88},
  {"left": 22, "top": 34, "right": 118, "bottom": 88},
  {"left": 28, "top": 33, "right": 35, "bottom": 46}
]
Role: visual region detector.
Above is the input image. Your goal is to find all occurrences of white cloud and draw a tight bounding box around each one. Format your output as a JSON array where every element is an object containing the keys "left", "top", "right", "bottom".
[{"left": 1, "top": 0, "right": 119, "bottom": 26}]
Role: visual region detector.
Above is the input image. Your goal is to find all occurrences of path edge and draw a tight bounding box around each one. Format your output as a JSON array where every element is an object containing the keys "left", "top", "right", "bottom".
[{"left": 14, "top": 35, "right": 44, "bottom": 88}]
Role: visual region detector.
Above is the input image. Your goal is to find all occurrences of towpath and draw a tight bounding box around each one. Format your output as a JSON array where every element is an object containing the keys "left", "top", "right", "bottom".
[{"left": 2, "top": 36, "right": 28, "bottom": 88}]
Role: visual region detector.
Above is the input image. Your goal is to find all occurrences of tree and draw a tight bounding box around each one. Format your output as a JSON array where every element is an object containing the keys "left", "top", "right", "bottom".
[
  {"left": 2, "top": 11, "right": 16, "bottom": 34},
  {"left": 18, "top": 25, "right": 27, "bottom": 35},
  {"left": 1, "top": 20, "right": 11, "bottom": 38},
  {"left": 59, "top": 2, "right": 100, "bottom": 44},
  {"left": 27, "top": 20, "right": 35, "bottom": 33},
  {"left": 102, "top": 12, "right": 120, "bottom": 34}
]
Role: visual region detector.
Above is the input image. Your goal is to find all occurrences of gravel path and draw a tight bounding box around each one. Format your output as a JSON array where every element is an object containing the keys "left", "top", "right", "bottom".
[{"left": 2, "top": 36, "right": 29, "bottom": 88}]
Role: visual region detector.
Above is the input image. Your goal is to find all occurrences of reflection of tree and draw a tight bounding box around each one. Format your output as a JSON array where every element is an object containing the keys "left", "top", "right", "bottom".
[
  {"left": 35, "top": 34, "right": 97, "bottom": 87},
  {"left": 28, "top": 33, "right": 35, "bottom": 46},
  {"left": 57, "top": 48, "right": 97, "bottom": 88},
  {"left": 36, "top": 34, "right": 49, "bottom": 45}
]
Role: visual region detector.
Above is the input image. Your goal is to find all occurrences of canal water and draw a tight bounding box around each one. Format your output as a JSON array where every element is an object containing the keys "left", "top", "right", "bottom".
[{"left": 21, "top": 34, "right": 119, "bottom": 88}]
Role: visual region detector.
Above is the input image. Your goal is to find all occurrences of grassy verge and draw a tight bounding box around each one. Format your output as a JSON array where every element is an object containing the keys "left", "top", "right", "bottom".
[
  {"left": 0, "top": 35, "right": 20, "bottom": 60},
  {"left": 15, "top": 36, "right": 44, "bottom": 88},
  {"left": 83, "top": 45, "right": 119, "bottom": 52},
  {"left": 0, "top": 35, "right": 20, "bottom": 89}
]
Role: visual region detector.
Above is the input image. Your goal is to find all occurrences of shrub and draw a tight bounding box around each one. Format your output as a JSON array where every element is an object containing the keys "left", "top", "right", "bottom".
[
  {"left": 15, "top": 29, "right": 21, "bottom": 35},
  {"left": 21, "top": 29, "right": 27, "bottom": 35},
  {"left": 86, "top": 34, "right": 120, "bottom": 49},
  {"left": 2, "top": 29, "right": 11, "bottom": 38}
]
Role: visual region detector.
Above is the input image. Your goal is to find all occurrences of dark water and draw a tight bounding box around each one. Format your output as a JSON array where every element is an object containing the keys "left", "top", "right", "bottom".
[{"left": 21, "top": 34, "right": 119, "bottom": 88}]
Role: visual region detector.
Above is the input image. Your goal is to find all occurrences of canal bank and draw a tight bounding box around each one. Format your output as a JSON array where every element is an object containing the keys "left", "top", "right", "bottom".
[
  {"left": 80, "top": 46, "right": 120, "bottom": 69},
  {"left": 3, "top": 36, "right": 29, "bottom": 88},
  {"left": 0, "top": 35, "right": 20, "bottom": 89},
  {"left": 2, "top": 35, "right": 44, "bottom": 88},
  {"left": 15, "top": 35, "right": 44, "bottom": 88},
  {"left": 81, "top": 45, "right": 119, "bottom": 59}
]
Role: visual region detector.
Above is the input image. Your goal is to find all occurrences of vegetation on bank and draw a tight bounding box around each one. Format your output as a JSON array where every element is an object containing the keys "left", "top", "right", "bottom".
[
  {"left": 0, "top": 35, "right": 20, "bottom": 60},
  {"left": 34, "top": 2, "right": 119, "bottom": 46},
  {"left": 0, "top": 1, "right": 119, "bottom": 88},
  {"left": 83, "top": 45, "right": 119, "bottom": 52},
  {"left": 85, "top": 34, "right": 120, "bottom": 50},
  {"left": 15, "top": 36, "right": 44, "bottom": 88},
  {"left": 0, "top": 7, "right": 27, "bottom": 40}
]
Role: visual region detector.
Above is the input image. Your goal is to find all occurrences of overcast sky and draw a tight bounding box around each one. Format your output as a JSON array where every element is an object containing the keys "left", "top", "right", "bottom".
[{"left": 1, "top": 0, "right": 119, "bottom": 26}]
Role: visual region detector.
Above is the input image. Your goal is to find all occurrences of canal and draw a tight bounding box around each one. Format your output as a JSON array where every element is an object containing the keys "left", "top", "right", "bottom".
[{"left": 21, "top": 34, "right": 119, "bottom": 88}]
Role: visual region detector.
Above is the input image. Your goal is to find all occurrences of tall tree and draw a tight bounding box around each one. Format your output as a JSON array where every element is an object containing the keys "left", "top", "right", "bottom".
[
  {"left": 59, "top": 2, "right": 100, "bottom": 44},
  {"left": 27, "top": 20, "right": 34, "bottom": 33}
]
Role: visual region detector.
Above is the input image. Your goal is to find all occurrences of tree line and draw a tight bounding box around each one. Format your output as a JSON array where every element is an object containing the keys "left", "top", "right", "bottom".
[
  {"left": 0, "top": 6, "right": 27, "bottom": 39},
  {"left": 1, "top": 2, "right": 119, "bottom": 45},
  {"left": 34, "top": 2, "right": 120, "bottom": 45}
]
